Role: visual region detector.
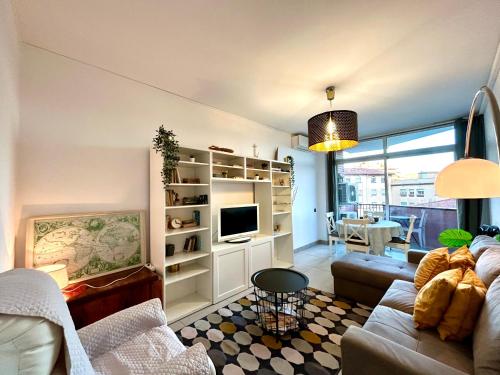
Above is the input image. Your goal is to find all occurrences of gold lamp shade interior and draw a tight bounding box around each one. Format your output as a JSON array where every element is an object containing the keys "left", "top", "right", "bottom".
[{"left": 308, "top": 110, "right": 359, "bottom": 152}]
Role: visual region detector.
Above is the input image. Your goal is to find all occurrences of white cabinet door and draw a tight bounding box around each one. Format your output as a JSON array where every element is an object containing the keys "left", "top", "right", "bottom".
[
  {"left": 213, "top": 245, "right": 249, "bottom": 303},
  {"left": 249, "top": 240, "right": 273, "bottom": 284}
]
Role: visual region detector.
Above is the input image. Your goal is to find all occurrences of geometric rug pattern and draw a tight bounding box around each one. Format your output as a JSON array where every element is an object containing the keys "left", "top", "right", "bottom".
[{"left": 178, "top": 287, "right": 372, "bottom": 374}]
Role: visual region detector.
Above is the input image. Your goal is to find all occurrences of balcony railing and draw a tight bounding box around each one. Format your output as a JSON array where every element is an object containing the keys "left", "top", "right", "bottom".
[{"left": 338, "top": 203, "right": 457, "bottom": 250}]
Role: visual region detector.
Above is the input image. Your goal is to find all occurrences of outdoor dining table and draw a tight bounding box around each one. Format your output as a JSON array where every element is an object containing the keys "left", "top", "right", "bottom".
[{"left": 336, "top": 219, "right": 404, "bottom": 256}]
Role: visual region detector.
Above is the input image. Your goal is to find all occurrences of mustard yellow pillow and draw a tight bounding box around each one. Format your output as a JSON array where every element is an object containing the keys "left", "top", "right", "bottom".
[
  {"left": 413, "top": 268, "right": 463, "bottom": 329},
  {"left": 414, "top": 247, "right": 450, "bottom": 290},
  {"left": 449, "top": 246, "right": 475, "bottom": 270},
  {"left": 437, "top": 269, "right": 486, "bottom": 341}
]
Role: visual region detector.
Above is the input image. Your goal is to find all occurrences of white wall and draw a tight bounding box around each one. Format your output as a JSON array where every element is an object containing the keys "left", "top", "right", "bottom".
[
  {"left": 0, "top": 0, "right": 19, "bottom": 272},
  {"left": 17, "top": 45, "right": 329, "bottom": 265},
  {"left": 484, "top": 69, "right": 500, "bottom": 226},
  {"left": 278, "top": 147, "right": 328, "bottom": 249}
]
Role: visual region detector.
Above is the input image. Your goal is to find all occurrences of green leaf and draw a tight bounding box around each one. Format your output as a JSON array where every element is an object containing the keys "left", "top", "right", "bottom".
[
  {"left": 438, "top": 229, "right": 473, "bottom": 248},
  {"left": 495, "top": 234, "right": 500, "bottom": 242}
]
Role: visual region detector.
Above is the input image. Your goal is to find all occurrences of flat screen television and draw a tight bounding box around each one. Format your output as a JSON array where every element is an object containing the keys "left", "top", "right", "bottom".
[{"left": 218, "top": 204, "right": 259, "bottom": 243}]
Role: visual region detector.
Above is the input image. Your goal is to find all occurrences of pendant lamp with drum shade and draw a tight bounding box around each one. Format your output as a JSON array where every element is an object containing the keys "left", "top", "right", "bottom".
[
  {"left": 308, "top": 86, "right": 359, "bottom": 152},
  {"left": 435, "top": 86, "right": 500, "bottom": 198}
]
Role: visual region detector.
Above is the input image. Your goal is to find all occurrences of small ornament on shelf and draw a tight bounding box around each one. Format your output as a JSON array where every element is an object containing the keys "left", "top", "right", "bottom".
[
  {"left": 167, "top": 264, "right": 180, "bottom": 273},
  {"left": 193, "top": 210, "right": 201, "bottom": 225},
  {"left": 165, "top": 244, "right": 175, "bottom": 257}
]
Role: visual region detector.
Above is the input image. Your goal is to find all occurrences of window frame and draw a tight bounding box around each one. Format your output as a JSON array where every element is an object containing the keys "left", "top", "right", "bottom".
[{"left": 333, "top": 123, "right": 456, "bottom": 216}]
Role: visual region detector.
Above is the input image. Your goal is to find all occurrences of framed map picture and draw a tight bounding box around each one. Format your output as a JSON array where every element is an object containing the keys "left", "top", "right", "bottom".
[{"left": 26, "top": 211, "right": 146, "bottom": 283}]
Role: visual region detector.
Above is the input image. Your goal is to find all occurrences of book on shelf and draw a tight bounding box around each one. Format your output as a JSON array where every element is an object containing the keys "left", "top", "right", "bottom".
[
  {"left": 169, "top": 168, "right": 182, "bottom": 184},
  {"left": 183, "top": 235, "right": 200, "bottom": 252},
  {"left": 165, "top": 190, "right": 179, "bottom": 206}
]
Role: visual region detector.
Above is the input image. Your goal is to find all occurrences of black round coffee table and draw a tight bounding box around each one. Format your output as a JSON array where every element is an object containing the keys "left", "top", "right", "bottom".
[{"left": 251, "top": 268, "right": 309, "bottom": 336}]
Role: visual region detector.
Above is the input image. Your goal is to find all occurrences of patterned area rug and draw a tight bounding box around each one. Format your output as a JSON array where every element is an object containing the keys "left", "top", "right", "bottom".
[{"left": 178, "top": 287, "right": 372, "bottom": 374}]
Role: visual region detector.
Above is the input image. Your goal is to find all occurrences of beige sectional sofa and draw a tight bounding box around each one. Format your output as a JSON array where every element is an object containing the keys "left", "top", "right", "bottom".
[{"left": 331, "top": 235, "right": 500, "bottom": 375}]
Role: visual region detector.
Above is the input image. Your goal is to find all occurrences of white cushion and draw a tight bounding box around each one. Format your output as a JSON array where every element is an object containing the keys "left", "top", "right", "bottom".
[
  {"left": 91, "top": 324, "right": 212, "bottom": 374},
  {"left": 0, "top": 314, "right": 63, "bottom": 375}
]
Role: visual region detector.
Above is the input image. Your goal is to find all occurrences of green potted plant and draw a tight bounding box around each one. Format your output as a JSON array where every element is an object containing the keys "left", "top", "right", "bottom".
[
  {"left": 152, "top": 125, "right": 180, "bottom": 189},
  {"left": 284, "top": 155, "right": 297, "bottom": 204},
  {"left": 438, "top": 228, "right": 473, "bottom": 248}
]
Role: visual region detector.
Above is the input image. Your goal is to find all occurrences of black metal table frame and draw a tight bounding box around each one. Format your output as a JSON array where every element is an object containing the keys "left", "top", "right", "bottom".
[{"left": 251, "top": 268, "right": 309, "bottom": 338}]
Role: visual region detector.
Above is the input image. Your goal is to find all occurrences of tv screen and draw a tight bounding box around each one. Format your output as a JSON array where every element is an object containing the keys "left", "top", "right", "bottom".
[{"left": 219, "top": 204, "right": 259, "bottom": 241}]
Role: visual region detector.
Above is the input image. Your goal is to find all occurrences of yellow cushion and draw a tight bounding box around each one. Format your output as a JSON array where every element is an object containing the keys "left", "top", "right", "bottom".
[
  {"left": 449, "top": 246, "right": 475, "bottom": 270},
  {"left": 437, "top": 269, "right": 486, "bottom": 341},
  {"left": 413, "top": 268, "right": 463, "bottom": 329},
  {"left": 414, "top": 247, "right": 450, "bottom": 290}
]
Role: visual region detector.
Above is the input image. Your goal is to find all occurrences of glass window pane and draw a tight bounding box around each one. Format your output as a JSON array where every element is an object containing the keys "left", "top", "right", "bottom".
[
  {"left": 337, "top": 139, "right": 383, "bottom": 159},
  {"left": 387, "top": 125, "right": 454, "bottom": 153},
  {"left": 336, "top": 159, "right": 386, "bottom": 217},
  {"left": 387, "top": 152, "right": 457, "bottom": 250}
]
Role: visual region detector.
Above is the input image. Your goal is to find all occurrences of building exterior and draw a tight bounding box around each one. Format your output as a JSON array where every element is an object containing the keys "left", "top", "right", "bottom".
[
  {"left": 390, "top": 172, "right": 457, "bottom": 209},
  {"left": 338, "top": 164, "right": 392, "bottom": 205}
]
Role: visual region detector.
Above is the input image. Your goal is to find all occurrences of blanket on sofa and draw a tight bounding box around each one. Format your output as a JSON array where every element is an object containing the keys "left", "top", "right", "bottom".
[{"left": 0, "top": 269, "right": 94, "bottom": 375}]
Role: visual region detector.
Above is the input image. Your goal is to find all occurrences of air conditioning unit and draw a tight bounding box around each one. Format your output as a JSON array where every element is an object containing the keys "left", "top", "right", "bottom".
[
  {"left": 337, "top": 183, "right": 357, "bottom": 204},
  {"left": 291, "top": 135, "right": 311, "bottom": 152}
]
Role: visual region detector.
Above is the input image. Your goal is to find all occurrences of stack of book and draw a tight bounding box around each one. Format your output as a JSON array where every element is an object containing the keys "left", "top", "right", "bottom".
[
  {"left": 183, "top": 235, "right": 199, "bottom": 252},
  {"left": 165, "top": 190, "right": 177, "bottom": 206},
  {"left": 170, "top": 168, "right": 181, "bottom": 184}
]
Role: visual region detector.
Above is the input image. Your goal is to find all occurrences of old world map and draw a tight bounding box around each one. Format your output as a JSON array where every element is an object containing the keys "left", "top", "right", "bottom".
[{"left": 32, "top": 212, "right": 143, "bottom": 281}]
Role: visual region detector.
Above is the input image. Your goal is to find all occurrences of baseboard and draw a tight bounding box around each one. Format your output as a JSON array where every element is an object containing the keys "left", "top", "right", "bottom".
[{"left": 294, "top": 239, "right": 328, "bottom": 253}]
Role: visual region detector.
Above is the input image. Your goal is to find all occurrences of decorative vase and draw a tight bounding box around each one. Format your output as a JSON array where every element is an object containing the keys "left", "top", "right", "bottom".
[{"left": 165, "top": 244, "right": 175, "bottom": 257}]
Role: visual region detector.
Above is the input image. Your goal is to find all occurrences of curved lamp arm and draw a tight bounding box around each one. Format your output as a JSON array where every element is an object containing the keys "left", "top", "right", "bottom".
[{"left": 464, "top": 86, "right": 500, "bottom": 161}]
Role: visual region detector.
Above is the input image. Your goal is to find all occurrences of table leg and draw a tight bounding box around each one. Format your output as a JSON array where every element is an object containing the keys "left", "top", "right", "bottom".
[{"left": 274, "top": 292, "right": 279, "bottom": 342}]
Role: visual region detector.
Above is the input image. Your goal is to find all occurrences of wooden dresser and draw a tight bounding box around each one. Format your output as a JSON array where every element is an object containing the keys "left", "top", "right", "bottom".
[{"left": 66, "top": 267, "right": 163, "bottom": 329}]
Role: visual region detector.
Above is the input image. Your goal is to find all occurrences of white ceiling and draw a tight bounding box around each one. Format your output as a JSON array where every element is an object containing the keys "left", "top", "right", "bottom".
[{"left": 13, "top": 0, "right": 500, "bottom": 137}]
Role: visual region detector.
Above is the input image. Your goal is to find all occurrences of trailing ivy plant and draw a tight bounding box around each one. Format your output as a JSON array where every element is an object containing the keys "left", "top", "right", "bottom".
[
  {"left": 284, "top": 155, "right": 297, "bottom": 204},
  {"left": 152, "top": 126, "right": 180, "bottom": 189},
  {"left": 284, "top": 155, "right": 295, "bottom": 187},
  {"left": 438, "top": 228, "right": 473, "bottom": 248}
]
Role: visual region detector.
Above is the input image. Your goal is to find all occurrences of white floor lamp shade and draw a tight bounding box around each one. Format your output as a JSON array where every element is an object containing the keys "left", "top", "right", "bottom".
[
  {"left": 435, "top": 158, "right": 500, "bottom": 198},
  {"left": 436, "top": 86, "right": 500, "bottom": 199}
]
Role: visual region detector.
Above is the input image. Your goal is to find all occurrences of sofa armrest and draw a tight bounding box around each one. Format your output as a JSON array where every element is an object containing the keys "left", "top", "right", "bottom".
[
  {"left": 407, "top": 249, "right": 427, "bottom": 265},
  {"left": 342, "top": 326, "right": 468, "bottom": 375},
  {"left": 77, "top": 298, "right": 166, "bottom": 360}
]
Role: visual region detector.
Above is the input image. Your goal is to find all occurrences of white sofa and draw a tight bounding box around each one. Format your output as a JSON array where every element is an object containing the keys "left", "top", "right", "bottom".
[{"left": 0, "top": 269, "right": 215, "bottom": 375}]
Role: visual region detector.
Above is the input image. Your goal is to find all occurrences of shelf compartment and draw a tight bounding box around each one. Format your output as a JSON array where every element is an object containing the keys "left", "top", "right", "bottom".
[
  {"left": 273, "top": 231, "right": 292, "bottom": 238},
  {"left": 248, "top": 168, "right": 270, "bottom": 172},
  {"left": 165, "top": 293, "right": 212, "bottom": 322},
  {"left": 273, "top": 259, "right": 294, "bottom": 268},
  {"left": 272, "top": 170, "right": 291, "bottom": 174},
  {"left": 212, "top": 177, "right": 267, "bottom": 184},
  {"left": 165, "top": 251, "right": 210, "bottom": 267},
  {"left": 178, "top": 161, "right": 210, "bottom": 168},
  {"left": 165, "top": 226, "right": 209, "bottom": 237},
  {"left": 165, "top": 264, "right": 210, "bottom": 285},
  {"left": 167, "top": 183, "right": 209, "bottom": 187},
  {"left": 212, "top": 164, "right": 244, "bottom": 170},
  {"left": 165, "top": 204, "right": 209, "bottom": 210},
  {"left": 273, "top": 211, "right": 291, "bottom": 215}
]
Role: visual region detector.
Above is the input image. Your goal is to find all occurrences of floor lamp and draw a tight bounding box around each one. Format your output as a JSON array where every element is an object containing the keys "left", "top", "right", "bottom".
[{"left": 435, "top": 86, "right": 500, "bottom": 199}]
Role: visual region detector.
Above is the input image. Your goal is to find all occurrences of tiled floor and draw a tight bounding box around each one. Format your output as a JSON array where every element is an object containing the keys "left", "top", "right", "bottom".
[
  {"left": 292, "top": 242, "right": 407, "bottom": 293},
  {"left": 169, "top": 243, "right": 407, "bottom": 331}
]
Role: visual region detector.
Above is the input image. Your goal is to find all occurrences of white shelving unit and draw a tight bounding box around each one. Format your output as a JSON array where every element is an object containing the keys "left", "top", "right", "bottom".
[
  {"left": 150, "top": 146, "right": 294, "bottom": 323},
  {"left": 271, "top": 160, "right": 294, "bottom": 268},
  {"left": 150, "top": 147, "right": 213, "bottom": 323}
]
